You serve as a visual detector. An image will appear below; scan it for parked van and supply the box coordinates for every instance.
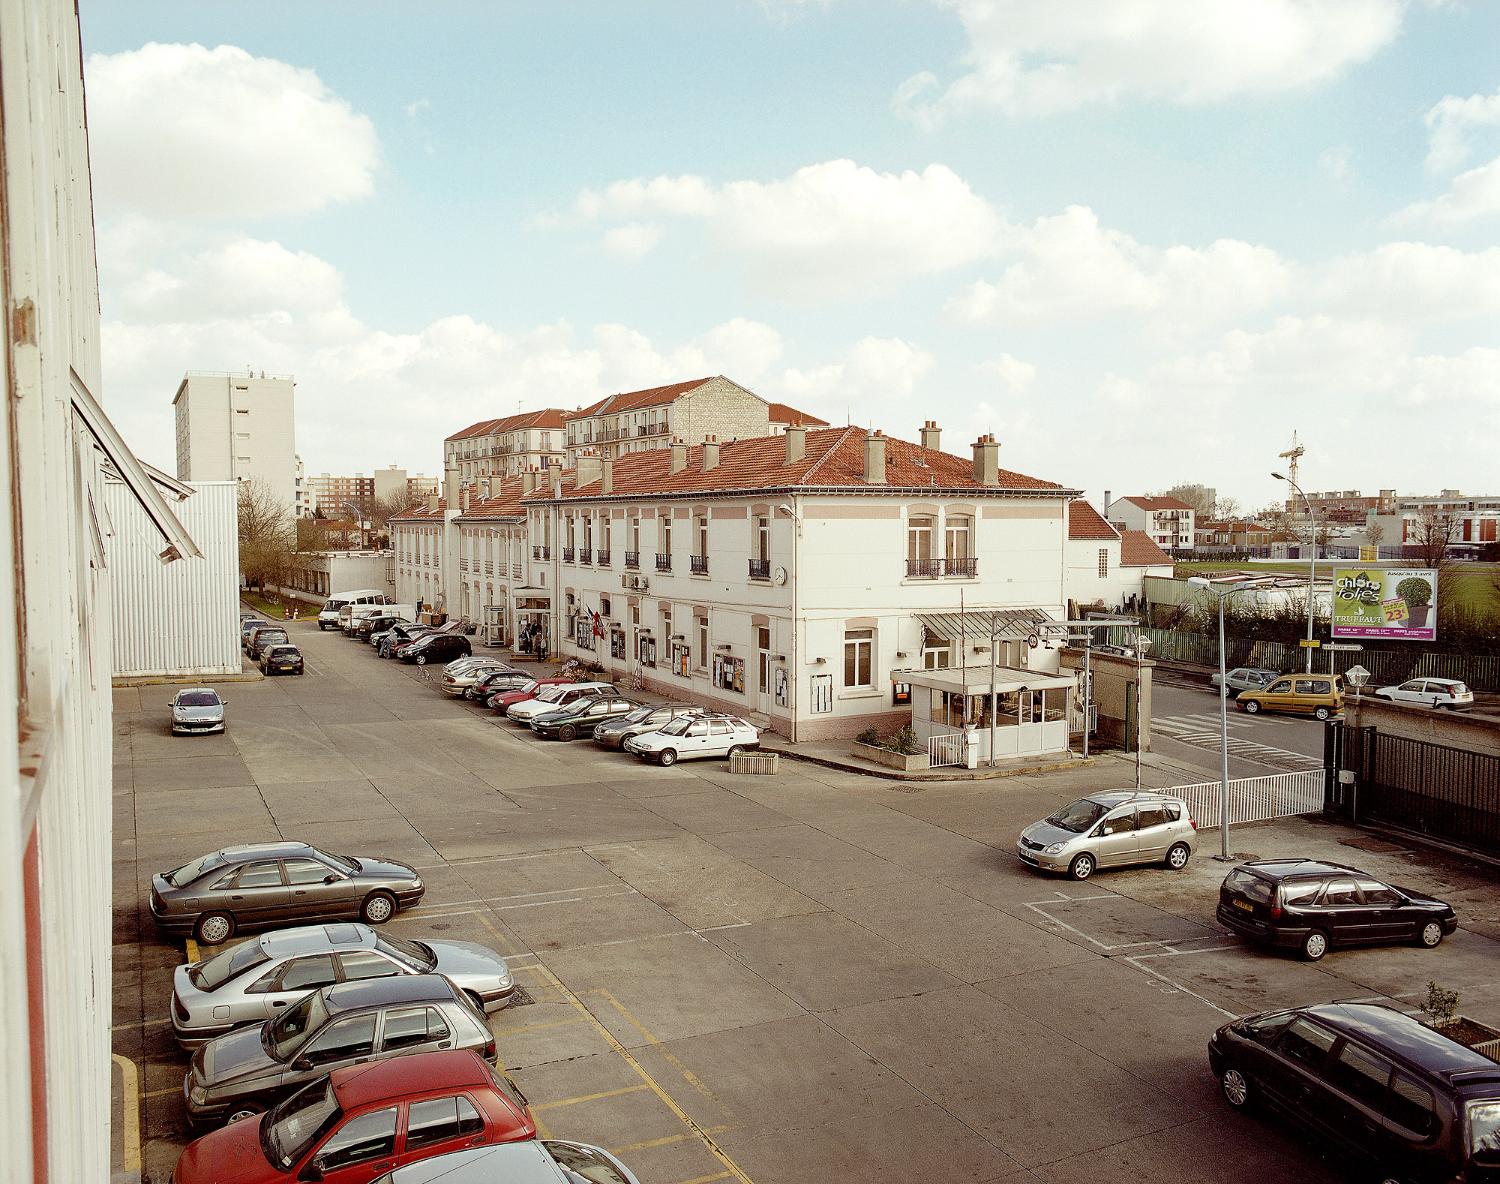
[342,603,415,636]
[1209,1001,1500,1183]
[318,589,391,631]
[1236,673,1345,721]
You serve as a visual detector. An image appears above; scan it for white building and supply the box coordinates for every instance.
[295,454,314,518]
[106,479,241,677]
[174,369,298,517]
[1065,500,1174,615]
[445,409,567,484]
[282,549,396,605]
[1106,495,1195,551]
[2,3,200,1177]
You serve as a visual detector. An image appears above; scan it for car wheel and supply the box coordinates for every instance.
[727,745,744,759]
[415,655,427,666]
[1243,700,1261,714]
[195,912,235,945]
[225,1102,264,1124]
[1300,929,1330,961]
[1165,842,1191,871]
[559,724,577,741]
[1314,706,1331,721]
[1067,853,1095,881]
[361,890,397,925]
[1219,1065,1252,1110]
[1417,920,1445,949]
[658,748,678,767]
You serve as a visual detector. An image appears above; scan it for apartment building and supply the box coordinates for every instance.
[1106,495,1195,550]
[307,466,437,519]
[444,409,566,484]
[1286,489,1396,524]
[561,376,824,467]
[1366,490,1500,554]
[1064,501,1173,614]
[173,370,298,517]
[295,455,314,518]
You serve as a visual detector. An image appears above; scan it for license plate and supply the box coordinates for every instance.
[1232,899,1254,913]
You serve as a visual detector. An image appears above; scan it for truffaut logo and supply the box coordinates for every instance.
[1335,573,1382,604]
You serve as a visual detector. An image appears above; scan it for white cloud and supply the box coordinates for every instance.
[1423,86,1500,173]
[772,336,935,422]
[895,0,1405,122]
[1316,241,1500,320]
[86,43,379,220]
[601,222,664,260]
[405,97,431,118]
[1395,155,1500,225]
[576,160,1003,295]
[978,352,1036,392]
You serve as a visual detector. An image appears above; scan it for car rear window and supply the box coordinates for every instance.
[190,939,271,991]
[1225,870,1274,903]
[164,851,226,886]
[1279,880,1322,907]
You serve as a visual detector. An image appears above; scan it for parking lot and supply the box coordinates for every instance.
[112,622,1500,1183]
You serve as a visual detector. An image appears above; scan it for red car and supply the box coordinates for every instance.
[173,1050,535,1184]
[487,676,571,714]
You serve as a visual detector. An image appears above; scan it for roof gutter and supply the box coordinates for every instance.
[534,484,1084,506]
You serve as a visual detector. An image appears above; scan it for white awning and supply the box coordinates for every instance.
[915,607,1057,646]
[899,665,1074,694]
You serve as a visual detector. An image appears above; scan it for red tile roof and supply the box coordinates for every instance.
[1068,500,1119,541]
[557,426,1072,499]
[564,378,715,422]
[1120,531,1175,567]
[446,408,566,442]
[768,402,829,427]
[1119,495,1194,512]
[456,474,533,520]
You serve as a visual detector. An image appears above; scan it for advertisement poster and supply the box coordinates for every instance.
[1332,568,1438,641]
[610,629,625,660]
[774,667,789,707]
[810,673,833,713]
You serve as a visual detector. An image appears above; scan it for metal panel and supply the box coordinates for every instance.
[102,480,241,677]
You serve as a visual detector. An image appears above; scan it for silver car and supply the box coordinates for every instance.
[1017,791,1196,881]
[171,922,516,1048]
[1210,667,1280,694]
[170,688,226,735]
[373,1141,642,1184]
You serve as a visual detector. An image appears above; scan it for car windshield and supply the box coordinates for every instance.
[556,698,596,716]
[176,692,220,708]
[315,849,358,874]
[617,707,655,724]
[269,647,297,657]
[1469,1100,1500,1159]
[516,679,540,694]
[1451,683,1470,695]
[375,933,435,971]
[163,852,227,887]
[263,1077,342,1169]
[267,990,330,1060]
[535,686,566,702]
[189,939,271,991]
[1045,799,1109,833]
[657,716,694,737]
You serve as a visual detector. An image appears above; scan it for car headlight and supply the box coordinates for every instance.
[1044,843,1067,855]
[411,877,423,889]
[189,1084,208,1105]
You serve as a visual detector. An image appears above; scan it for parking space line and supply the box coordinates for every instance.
[1022,901,1170,952]
[611,1127,729,1155]
[532,1084,652,1112]
[492,1015,590,1036]
[531,965,755,1184]
[185,937,200,963]
[671,1173,735,1184]
[1120,952,1238,1019]
[590,988,718,1104]
[111,1053,141,1177]
[144,1083,184,1099]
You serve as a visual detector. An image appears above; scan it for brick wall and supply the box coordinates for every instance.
[671,377,771,444]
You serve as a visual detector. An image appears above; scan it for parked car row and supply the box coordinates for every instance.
[1210,666,1474,719]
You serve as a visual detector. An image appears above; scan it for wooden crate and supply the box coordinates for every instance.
[729,751,780,775]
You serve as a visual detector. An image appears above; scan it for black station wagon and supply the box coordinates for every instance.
[1210,1002,1500,1184]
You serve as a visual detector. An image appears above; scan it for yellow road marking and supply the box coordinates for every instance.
[531,965,754,1184]
[469,906,522,959]
[144,1083,184,1098]
[591,987,718,1103]
[185,937,200,963]
[612,1127,730,1155]
[492,1015,590,1036]
[672,1173,735,1184]
[532,1083,651,1111]
[111,1054,141,1175]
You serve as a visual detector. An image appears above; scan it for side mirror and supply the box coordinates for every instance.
[323,873,344,884]
[292,1056,314,1073]
[299,1163,325,1183]
[1090,825,1106,838]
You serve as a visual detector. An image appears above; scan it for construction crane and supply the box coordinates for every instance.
[1278,433,1304,504]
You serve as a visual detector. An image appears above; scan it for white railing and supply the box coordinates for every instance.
[1173,770,1324,830]
[928,734,965,768]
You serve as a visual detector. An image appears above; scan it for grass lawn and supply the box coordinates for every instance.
[1173,561,1500,613]
[239,590,294,618]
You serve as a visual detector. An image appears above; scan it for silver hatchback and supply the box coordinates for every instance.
[171,922,516,1048]
[1017,791,1197,881]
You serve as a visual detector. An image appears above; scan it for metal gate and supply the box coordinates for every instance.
[1171,770,1325,830]
[928,734,965,768]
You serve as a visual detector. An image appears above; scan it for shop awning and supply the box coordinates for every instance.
[901,665,1074,694]
[915,607,1057,646]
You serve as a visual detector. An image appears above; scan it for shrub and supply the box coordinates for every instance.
[1420,980,1459,1027]
[888,724,923,756]
[855,726,881,746]
[1396,576,1433,608]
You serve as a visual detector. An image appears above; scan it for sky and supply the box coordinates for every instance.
[79,0,1500,511]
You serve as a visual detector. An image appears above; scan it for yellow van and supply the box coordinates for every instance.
[1236,673,1345,721]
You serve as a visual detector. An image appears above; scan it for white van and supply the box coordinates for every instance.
[318,589,391,630]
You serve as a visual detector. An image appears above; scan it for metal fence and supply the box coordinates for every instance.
[928,734,965,768]
[1107,625,1500,692]
[1172,769,1326,831]
[1330,725,1500,856]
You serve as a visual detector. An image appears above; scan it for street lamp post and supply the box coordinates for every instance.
[1133,632,1151,790]
[1273,471,1319,673]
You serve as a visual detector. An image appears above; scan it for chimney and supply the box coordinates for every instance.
[522,467,536,495]
[480,477,492,499]
[460,485,471,512]
[864,430,887,484]
[601,455,614,496]
[1103,490,1112,515]
[701,435,720,471]
[443,467,458,513]
[550,462,563,499]
[919,420,941,451]
[784,423,806,465]
[575,449,602,489]
[426,493,439,513]
[670,437,688,474]
[972,434,1001,487]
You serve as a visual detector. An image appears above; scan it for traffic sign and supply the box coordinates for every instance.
[1298,639,1321,648]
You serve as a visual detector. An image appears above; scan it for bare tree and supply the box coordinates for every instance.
[1159,483,1217,519]
[368,490,417,532]
[1364,520,1385,551]
[1214,495,1242,521]
[238,479,295,591]
[1406,510,1457,569]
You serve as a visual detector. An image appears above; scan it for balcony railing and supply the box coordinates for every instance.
[946,556,978,578]
[512,563,523,578]
[579,548,592,565]
[625,550,639,569]
[748,558,770,581]
[906,557,942,579]
[690,555,709,575]
[905,557,979,579]
[596,549,611,566]
[532,545,550,560]
[562,547,575,563]
[656,552,672,572]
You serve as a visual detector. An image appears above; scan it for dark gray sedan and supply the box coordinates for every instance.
[591,703,702,749]
[184,974,493,1126]
[150,842,425,945]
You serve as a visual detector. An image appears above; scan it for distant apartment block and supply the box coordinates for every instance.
[1284,488,1397,524]
[1106,495,1195,550]
[444,409,567,484]
[308,466,438,518]
[173,370,297,516]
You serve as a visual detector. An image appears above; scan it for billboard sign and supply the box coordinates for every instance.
[1331,568,1437,641]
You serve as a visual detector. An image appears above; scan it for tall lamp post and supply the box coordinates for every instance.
[1133,632,1151,790]
[1188,574,1276,860]
[1273,471,1319,673]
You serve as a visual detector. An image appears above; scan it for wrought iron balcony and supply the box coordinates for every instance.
[655,552,672,572]
[748,558,770,581]
[562,547,575,563]
[906,557,942,579]
[595,549,611,566]
[690,555,709,575]
[946,556,978,578]
[624,550,639,569]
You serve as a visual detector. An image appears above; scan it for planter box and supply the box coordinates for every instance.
[1429,1016,1500,1062]
[850,742,930,772]
[729,751,780,776]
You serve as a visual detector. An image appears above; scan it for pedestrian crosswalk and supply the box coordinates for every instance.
[1152,712,1323,772]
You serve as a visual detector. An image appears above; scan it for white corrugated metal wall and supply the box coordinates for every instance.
[104,480,241,677]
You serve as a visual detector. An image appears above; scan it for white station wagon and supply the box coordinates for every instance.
[625,713,760,766]
[1374,677,1474,710]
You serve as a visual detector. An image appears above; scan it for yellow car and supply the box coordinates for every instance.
[1236,673,1345,721]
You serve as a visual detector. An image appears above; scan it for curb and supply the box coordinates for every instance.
[768,744,1097,783]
